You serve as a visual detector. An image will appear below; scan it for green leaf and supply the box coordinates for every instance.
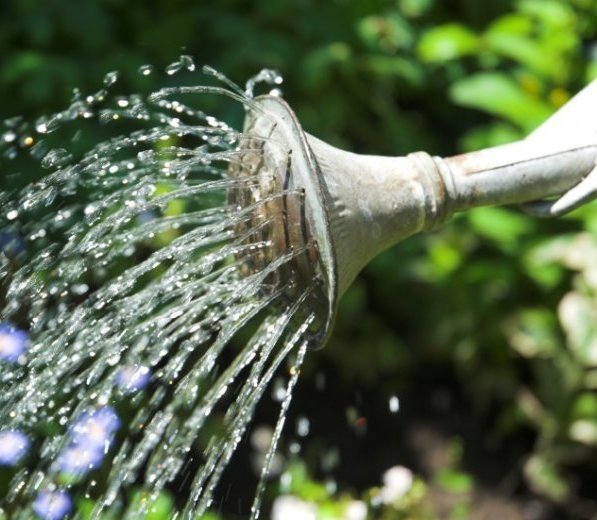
[569,419,597,445]
[127,491,174,520]
[524,454,569,501]
[418,24,479,62]
[558,292,597,366]
[485,31,559,79]
[485,14,534,37]
[145,493,173,520]
[572,393,597,419]
[436,469,473,494]
[449,72,553,131]
[399,0,433,18]
[198,513,221,520]
[519,0,576,28]
[467,207,536,251]
[363,55,424,86]
[459,122,523,152]
[506,308,559,358]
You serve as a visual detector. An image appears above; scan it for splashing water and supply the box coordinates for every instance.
[0,59,330,519]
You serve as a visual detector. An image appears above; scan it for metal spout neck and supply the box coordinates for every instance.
[239,80,597,309]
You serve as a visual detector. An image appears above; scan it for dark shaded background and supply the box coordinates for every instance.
[2,0,597,518]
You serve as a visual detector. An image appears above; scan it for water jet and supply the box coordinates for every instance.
[0,65,595,519]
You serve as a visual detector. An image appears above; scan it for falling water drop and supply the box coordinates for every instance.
[2,131,16,143]
[104,71,119,87]
[41,148,73,169]
[164,55,195,75]
[165,63,181,76]
[180,54,196,71]
[35,117,49,134]
[138,64,153,76]
[245,69,283,98]
[389,395,400,413]
[3,116,23,129]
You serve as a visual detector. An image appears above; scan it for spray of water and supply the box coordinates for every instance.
[0,57,329,519]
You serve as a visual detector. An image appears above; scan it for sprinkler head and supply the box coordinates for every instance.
[228,96,338,342]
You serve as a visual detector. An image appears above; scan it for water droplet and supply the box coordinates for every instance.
[389,395,400,413]
[245,69,284,98]
[36,117,62,137]
[138,64,153,76]
[2,131,16,143]
[180,54,195,71]
[41,149,72,169]
[296,416,310,437]
[271,378,286,402]
[202,65,220,78]
[4,116,23,129]
[104,70,119,87]
[165,62,181,76]
[3,147,17,159]
[35,120,48,134]
[137,150,154,163]
[72,284,89,295]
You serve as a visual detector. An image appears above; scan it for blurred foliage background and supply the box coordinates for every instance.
[2,0,597,518]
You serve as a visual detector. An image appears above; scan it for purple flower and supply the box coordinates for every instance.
[0,430,30,466]
[56,444,105,478]
[115,364,151,393]
[69,406,120,450]
[32,490,73,520]
[0,323,28,363]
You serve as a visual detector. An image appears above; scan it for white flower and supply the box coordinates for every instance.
[344,500,367,520]
[380,465,414,504]
[271,495,317,520]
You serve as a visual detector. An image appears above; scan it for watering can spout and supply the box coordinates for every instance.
[242,80,597,301]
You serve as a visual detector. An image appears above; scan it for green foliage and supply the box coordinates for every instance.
[1,0,597,517]
[418,24,479,62]
[450,72,553,131]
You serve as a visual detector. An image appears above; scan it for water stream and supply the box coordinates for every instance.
[0,58,329,519]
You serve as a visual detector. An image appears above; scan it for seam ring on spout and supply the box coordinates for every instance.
[407,151,453,230]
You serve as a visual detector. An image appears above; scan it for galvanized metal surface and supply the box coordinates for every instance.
[441,80,597,217]
[244,80,597,299]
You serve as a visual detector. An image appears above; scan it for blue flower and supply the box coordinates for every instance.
[32,490,73,520]
[69,406,120,450]
[136,209,158,224]
[0,430,30,466]
[0,230,25,257]
[56,444,105,478]
[0,323,28,363]
[115,364,151,393]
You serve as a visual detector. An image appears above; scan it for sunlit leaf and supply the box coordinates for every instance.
[435,469,473,494]
[449,72,553,131]
[467,206,536,251]
[558,292,597,366]
[418,24,479,62]
[524,454,569,501]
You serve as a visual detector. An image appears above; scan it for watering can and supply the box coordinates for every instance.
[239,80,597,331]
